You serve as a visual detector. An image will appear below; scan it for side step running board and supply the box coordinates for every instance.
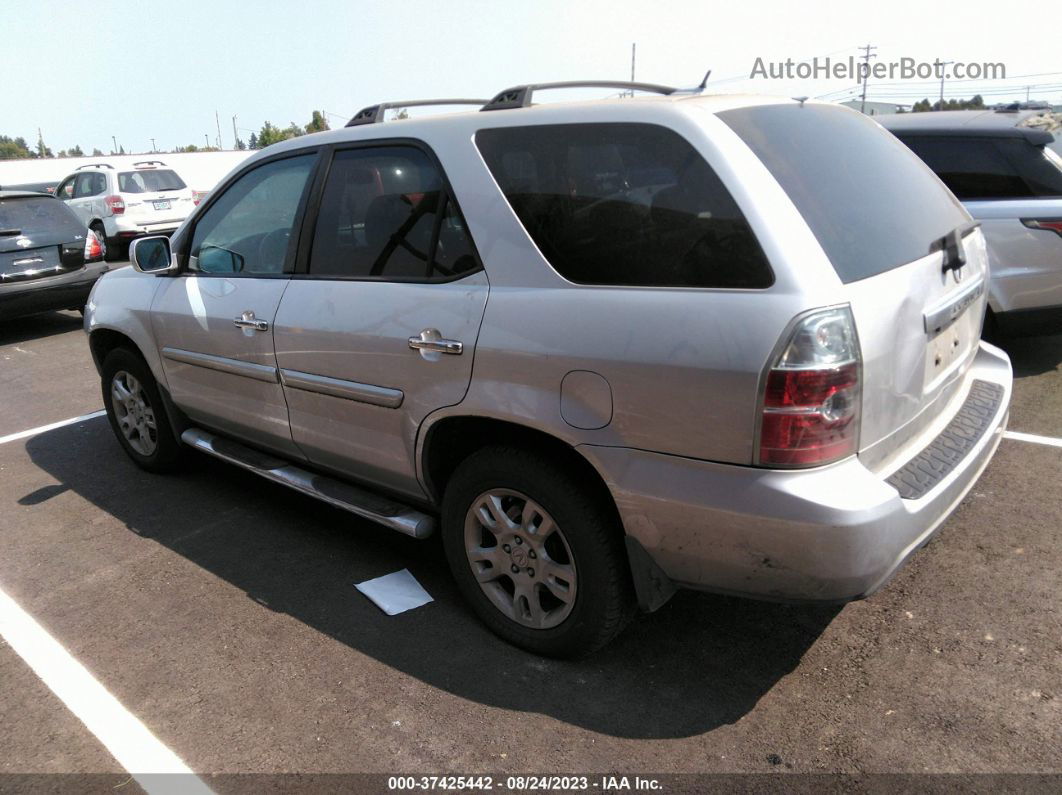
[180,428,435,539]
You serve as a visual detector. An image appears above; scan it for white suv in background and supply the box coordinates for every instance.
[55,161,197,261]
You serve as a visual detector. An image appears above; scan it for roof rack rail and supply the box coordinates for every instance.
[76,163,114,170]
[481,80,679,111]
[133,160,167,168]
[345,98,490,127]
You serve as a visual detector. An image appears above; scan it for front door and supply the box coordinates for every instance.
[272,144,488,497]
[152,151,319,457]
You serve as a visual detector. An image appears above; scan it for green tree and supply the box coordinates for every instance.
[235,138,246,150]
[305,110,330,133]
[69,144,84,156]
[256,121,303,148]
[0,135,34,159]
[92,148,104,156]
[248,132,259,149]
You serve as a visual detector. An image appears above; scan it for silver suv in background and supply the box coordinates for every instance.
[55,160,196,261]
[878,110,1062,338]
[85,85,1011,657]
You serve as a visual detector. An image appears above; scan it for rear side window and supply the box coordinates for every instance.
[475,123,773,288]
[0,196,82,236]
[720,104,969,283]
[896,136,1062,200]
[118,169,187,193]
[308,146,479,280]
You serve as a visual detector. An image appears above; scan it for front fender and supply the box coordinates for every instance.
[84,267,167,385]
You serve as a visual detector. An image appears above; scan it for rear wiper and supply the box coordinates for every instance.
[939,220,982,275]
[0,229,22,236]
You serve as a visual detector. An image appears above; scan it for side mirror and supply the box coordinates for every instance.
[129,236,177,275]
[196,245,245,274]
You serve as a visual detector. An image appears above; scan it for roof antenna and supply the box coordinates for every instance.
[793,95,809,106]
[697,70,711,91]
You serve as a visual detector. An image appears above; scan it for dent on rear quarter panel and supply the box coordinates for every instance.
[86,267,166,383]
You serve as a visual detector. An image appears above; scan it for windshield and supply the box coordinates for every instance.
[0,196,82,235]
[719,103,970,283]
[117,169,187,193]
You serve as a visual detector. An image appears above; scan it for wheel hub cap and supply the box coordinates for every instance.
[110,370,158,457]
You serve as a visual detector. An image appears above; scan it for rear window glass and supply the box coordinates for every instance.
[897,136,1062,200]
[720,104,969,283]
[118,169,187,193]
[475,123,773,288]
[0,196,81,235]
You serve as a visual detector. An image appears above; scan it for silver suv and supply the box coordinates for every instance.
[84,84,1013,657]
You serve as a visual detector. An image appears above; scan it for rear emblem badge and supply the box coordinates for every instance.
[16,237,31,248]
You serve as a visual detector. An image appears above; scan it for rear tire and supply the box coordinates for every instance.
[101,347,183,473]
[441,446,633,658]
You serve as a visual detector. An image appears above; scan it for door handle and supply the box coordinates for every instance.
[234,310,269,332]
[408,328,463,355]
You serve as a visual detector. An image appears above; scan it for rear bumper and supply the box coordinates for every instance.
[0,263,109,320]
[107,215,183,239]
[581,341,1012,603]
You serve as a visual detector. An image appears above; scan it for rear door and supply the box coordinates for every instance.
[152,152,319,457]
[720,103,985,469]
[70,172,107,225]
[272,143,488,498]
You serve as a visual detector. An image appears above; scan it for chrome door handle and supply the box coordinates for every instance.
[234,311,269,332]
[408,328,463,355]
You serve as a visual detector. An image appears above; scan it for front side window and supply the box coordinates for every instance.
[56,177,75,200]
[475,123,773,288]
[898,135,1062,200]
[189,154,316,275]
[307,146,478,280]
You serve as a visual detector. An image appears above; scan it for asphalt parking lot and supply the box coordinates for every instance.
[1,300,1060,788]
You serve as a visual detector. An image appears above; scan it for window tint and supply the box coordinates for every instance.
[475,123,772,288]
[189,154,316,275]
[720,104,969,283]
[0,196,81,236]
[897,136,1062,200]
[73,173,105,198]
[308,147,478,280]
[118,169,187,193]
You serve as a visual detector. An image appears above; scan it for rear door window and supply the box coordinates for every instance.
[475,123,773,288]
[307,146,479,280]
[720,103,969,284]
[73,173,105,198]
[897,135,1062,200]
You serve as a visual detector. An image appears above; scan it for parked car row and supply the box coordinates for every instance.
[86,86,1015,656]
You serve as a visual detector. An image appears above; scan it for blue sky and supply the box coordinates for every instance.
[4,0,1059,154]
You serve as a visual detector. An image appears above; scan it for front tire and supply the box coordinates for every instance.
[441,446,633,658]
[101,348,183,472]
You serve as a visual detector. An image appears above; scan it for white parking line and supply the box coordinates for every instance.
[0,584,213,794]
[1003,430,1062,449]
[0,410,106,446]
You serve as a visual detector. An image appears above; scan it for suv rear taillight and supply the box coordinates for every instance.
[1022,218,1062,237]
[84,229,103,262]
[758,306,862,468]
[104,195,125,215]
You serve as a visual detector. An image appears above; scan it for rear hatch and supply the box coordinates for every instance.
[1,195,87,283]
[117,167,194,225]
[720,102,987,471]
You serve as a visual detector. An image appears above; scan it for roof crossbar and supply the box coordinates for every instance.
[481,80,680,111]
[76,163,114,170]
[345,99,490,127]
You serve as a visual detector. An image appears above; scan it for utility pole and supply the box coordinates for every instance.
[150,138,156,153]
[215,110,223,149]
[631,42,636,93]
[111,135,118,155]
[232,115,239,149]
[858,44,877,114]
[204,134,210,149]
[935,59,954,110]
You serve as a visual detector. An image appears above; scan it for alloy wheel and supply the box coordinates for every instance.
[110,370,158,456]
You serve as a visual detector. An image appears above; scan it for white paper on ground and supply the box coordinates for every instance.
[355,569,434,616]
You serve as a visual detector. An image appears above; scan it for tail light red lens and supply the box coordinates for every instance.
[1022,218,1062,237]
[104,195,125,214]
[758,306,861,468]
[84,229,103,262]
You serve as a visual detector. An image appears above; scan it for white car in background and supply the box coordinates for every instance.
[54,161,197,261]
[879,110,1062,338]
